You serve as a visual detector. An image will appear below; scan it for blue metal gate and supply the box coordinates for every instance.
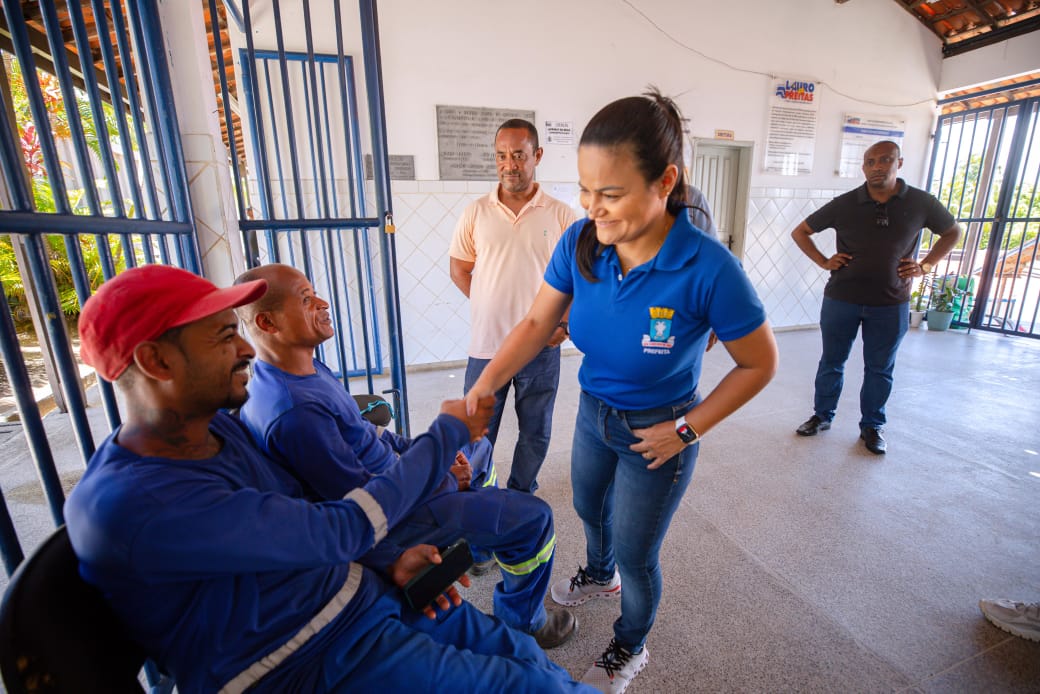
[0,0,198,574]
[925,94,1040,337]
[208,0,410,433]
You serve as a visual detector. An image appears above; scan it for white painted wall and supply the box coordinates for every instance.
[220,0,961,364]
[373,0,942,188]
[939,32,1040,92]
[158,0,247,286]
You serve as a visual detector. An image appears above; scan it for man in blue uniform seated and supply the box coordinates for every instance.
[64,265,593,693]
[235,263,576,649]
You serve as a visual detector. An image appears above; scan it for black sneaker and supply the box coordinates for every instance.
[530,609,577,649]
[796,415,831,436]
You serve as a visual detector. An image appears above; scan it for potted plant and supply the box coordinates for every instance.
[926,278,965,331]
[909,277,930,328]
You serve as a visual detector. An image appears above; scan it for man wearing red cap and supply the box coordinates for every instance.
[65,265,594,693]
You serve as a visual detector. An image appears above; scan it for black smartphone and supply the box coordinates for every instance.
[402,539,474,611]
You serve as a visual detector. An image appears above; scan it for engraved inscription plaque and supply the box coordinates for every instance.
[364,154,416,180]
[436,105,536,180]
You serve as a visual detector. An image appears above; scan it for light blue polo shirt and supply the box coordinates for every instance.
[545,213,766,411]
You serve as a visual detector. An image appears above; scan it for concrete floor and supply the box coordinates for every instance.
[411,326,1040,692]
[1,326,1038,692]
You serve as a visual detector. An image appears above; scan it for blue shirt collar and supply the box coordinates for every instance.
[603,211,704,274]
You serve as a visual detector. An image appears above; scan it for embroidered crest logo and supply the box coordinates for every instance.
[642,307,676,354]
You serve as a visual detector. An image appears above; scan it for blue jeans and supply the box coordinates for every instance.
[571,390,699,651]
[464,347,560,493]
[814,297,909,429]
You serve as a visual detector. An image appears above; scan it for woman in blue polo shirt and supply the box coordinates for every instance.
[465,89,778,692]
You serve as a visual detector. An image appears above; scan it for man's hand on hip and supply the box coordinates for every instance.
[821,253,853,271]
[898,256,928,279]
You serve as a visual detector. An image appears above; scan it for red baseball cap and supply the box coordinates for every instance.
[79,265,267,382]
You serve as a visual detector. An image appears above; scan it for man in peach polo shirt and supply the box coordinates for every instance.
[450,119,577,495]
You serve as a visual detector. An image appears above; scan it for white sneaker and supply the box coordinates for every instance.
[979,598,1040,642]
[550,566,621,606]
[580,639,648,693]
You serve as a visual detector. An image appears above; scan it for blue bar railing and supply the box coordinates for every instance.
[927,97,1040,339]
[0,0,200,575]
[227,0,397,420]
[360,0,410,435]
[111,0,164,264]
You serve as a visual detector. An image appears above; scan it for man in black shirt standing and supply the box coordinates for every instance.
[790,140,961,454]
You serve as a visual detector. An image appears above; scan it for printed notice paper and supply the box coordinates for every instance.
[838,114,906,177]
[764,78,819,176]
[544,121,575,145]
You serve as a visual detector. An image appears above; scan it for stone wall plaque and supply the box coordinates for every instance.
[436,105,536,180]
[364,154,416,180]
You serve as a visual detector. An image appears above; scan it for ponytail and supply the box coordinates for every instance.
[576,86,687,280]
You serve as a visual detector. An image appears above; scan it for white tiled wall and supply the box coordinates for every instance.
[186,133,248,287]
[744,187,839,329]
[356,182,841,368]
[387,180,498,366]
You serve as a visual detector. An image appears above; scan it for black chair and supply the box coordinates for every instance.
[230,395,392,427]
[354,394,394,427]
[0,525,171,693]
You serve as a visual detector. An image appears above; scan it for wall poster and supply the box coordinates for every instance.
[763,77,819,176]
[544,120,574,145]
[837,114,906,177]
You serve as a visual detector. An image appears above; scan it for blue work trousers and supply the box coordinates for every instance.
[571,390,698,651]
[813,297,909,429]
[459,437,495,489]
[321,593,594,692]
[382,484,555,633]
[464,346,560,493]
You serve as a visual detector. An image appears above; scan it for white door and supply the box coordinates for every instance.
[692,144,744,256]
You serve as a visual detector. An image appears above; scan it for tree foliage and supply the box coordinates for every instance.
[934,153,1040,252]
[2,54,127,326]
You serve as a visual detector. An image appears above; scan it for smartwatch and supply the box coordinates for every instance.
[919,261,934,274]
[675,416,699,445]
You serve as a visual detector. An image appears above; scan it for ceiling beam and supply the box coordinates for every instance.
[961,0,999,27]
[894,0,941,39]
[943,14,1040,55]
[0,15,126,108]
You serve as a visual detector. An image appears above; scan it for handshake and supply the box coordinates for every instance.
[440,395,496,442]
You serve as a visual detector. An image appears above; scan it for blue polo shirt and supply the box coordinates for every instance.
[545,213,766,410]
